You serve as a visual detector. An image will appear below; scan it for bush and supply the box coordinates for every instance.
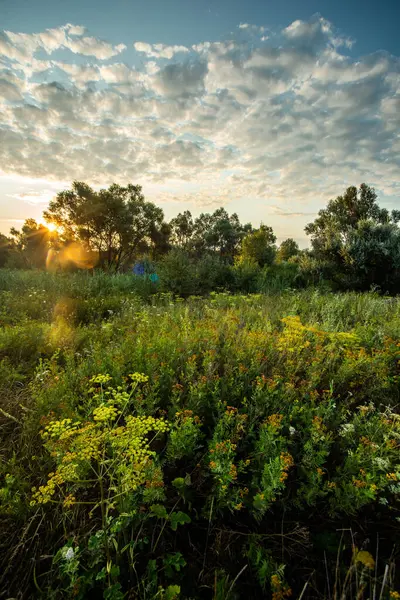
[230,258,261,293]
[257,262,301,292]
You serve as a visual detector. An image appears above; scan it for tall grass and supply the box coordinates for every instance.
[0,273,399,599]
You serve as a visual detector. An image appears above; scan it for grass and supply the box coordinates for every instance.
[0,271,399,599]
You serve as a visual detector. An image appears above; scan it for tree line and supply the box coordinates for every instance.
[1,181,400,293]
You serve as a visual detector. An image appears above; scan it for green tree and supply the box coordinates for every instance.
[239,225,277,267]
[276,238,299,262]
[305,184,398,257]
[0,233,12,267]
[169,211,194,249]
[44,182,166,271]
[9,219,53,269]
[305,183,400,290]
[343,222,400,292]
[191,208,252,260]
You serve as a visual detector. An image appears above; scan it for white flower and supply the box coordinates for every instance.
[339,423,355,437]
[289,426,296,436]
[65,547,74,561]
[372,457,390,471]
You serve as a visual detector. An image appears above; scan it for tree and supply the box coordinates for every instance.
[305,183,400,291]
[305,184,398,256]
[191,208,252,260]
[238,225,277,267]
[276,238,299,262]
[9,219,53,269]
[343,222,400,292]
[44,182,166,271]
[169,211,194,249]
[0,233,12,267]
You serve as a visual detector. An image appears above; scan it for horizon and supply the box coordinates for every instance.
[1,0,399,248]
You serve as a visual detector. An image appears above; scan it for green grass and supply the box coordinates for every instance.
[0,272,399,599]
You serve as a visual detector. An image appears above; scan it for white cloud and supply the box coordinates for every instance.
[134,41,189,59]
[0,24,126,62]
[0,15,398,224]
[7,189,57,204]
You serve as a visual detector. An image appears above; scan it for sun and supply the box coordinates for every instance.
[45,222,61,233]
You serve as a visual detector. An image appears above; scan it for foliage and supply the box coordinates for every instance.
[1,280,400,598]
[305,183,400,291]
[9,219,56,269]
[44,181,167,270]
[238,225,276,267]
[189,208,253,260]
[276,238,299,263]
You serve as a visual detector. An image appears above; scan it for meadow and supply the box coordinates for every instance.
[0,270,399,599]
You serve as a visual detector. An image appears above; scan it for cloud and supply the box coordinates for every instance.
[152,59,208,98]
[269,206,316,218]
[134,41,189,59]
[7,189,57,204]
[0,15,399,219]
[1,24,126,62]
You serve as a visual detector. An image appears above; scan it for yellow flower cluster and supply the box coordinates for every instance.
[279,452,294,483]
[89,374,112,385]
[42,418,81,440]
[93,404,120,422]
[270,574,292,600]
[129,372,149,384]
[31,471,65,505]
[31,396,170,506]
[267,414,284,429]
[112,416,169,466]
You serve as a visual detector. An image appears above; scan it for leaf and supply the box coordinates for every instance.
[356,550,375,570]
[172,477,185,489]
[150,504,168,519]
[96,567,107,581]
[164,585,181,600]
[103,583,124,600]
[169,511,191,531]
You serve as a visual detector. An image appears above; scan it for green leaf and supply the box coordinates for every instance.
[150,504,168,519]
[172,477,185,489]
[169,511,191,531]
[96,567,107,581]
[103,583,124,600]
[164,585,181,600]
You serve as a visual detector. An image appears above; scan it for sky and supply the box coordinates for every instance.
[0,0,399,246]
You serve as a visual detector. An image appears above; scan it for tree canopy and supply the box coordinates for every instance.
[276,238,299,263]
[44,182,166,270]
[305,183,400,291]
[239,225,277,267]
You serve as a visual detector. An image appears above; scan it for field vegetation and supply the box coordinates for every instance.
[0,272,399,599]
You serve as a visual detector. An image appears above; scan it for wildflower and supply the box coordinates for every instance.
[353,478,366,488]
[386,472,398,481]
[267,414,283,429]
[93,405,119,422]
[390,591,400,599]
[289,426,296,436]
[129,372,149,384]
[90,374,112,386]
[64,547,75,561]
[339,423,355,437]
[63,494,76,508]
